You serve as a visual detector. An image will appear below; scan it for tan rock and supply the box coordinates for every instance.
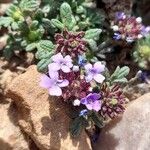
[0,100,30,150]
[94,93,150,150]
[7,65,92,150]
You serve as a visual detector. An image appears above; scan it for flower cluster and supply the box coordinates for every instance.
[100,84,128,119]
[55,30,87,58]
[112,12,150,42]
[40,29,129,136]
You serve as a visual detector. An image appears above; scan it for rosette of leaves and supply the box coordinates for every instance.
[51,2,103,55]
[133,35,150,69]
[0,0,57,71]
[51,2,105,31]
[0,0,40,30]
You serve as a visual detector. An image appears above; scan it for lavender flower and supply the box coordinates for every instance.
[112,12,150,42]
[79,109,88,117]
[48,53,73,73]
[115,12,126,20]
[40,71,69,96]
[84,62,105,83]
[81,93,101,112]
[78,55,86,66]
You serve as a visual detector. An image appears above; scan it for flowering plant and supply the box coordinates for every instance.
[40,27,130,137]
[111,12,150,42]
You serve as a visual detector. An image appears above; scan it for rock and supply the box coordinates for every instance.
[0,35,8,50]
[94,93,150,150]
[7,65,92,150]
[0,99,30,150]
[124,83,150,100]
[0,3,11,16]
[0,69,18,95]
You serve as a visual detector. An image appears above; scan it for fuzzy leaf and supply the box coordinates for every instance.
[6,4,19,16]
[11,22,19,30]
[84,29,102,41]
[110,66,130,84]
[37,40,55,52]
[70,116,88,137]
[60,2,76,30]
[91,112,104,128]
[36,50,54,60]
[26,43,37,51]
[51,19,64,30]
[19,0,39,12]
[0,17,13,28]
[37,58,51,72]
[84,39,98,52]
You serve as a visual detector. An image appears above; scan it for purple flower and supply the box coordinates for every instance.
[141,26,150,36]
[79,109,88,117]
[40,71,69,96]
[48,53,73,73]
[81,93,101,112]
[84,62,105,83]
[115,12,126,20]
[113,33,121,40]
[78,55,86,66]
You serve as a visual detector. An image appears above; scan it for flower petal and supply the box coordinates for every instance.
[85,74,93,82]
[86,104,93,110]
[51,53,63,63]
[81,98,88,105]
[58,79,69,87]
[61,65,71,73]
[94,62,105,73]
[87,93,101,101]
[64,55,72,63]
[93,74,105,83]
[92,101,101,112]
[66,62,73,68]
[49,85,62,96]
[40,75,54,88]
[48,63,60,71]
[84,63,92,72]
[49,70,59,80]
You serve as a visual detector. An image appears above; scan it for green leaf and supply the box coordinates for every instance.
[19,0,39,12]
[113,78,128,83]
[51,19,64,30]
[11,22,19,30]
[38,40,55,52]
[0,17,13,28]
[3,46,14,59]
[37,58,51,72]
[36,50,54,60]
[26,43,37,51]
[84,39,98,52]
[6,4,19,16]
[70,116,88,137]
[110,66,130,84]
[84,29,102,41]
[60,2,76,30]
[90,112,104,128]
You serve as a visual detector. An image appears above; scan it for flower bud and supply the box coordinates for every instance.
[112,25,119,31]
[73,65,79,72]
[73,99,81,106]
[136,17,142,23]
